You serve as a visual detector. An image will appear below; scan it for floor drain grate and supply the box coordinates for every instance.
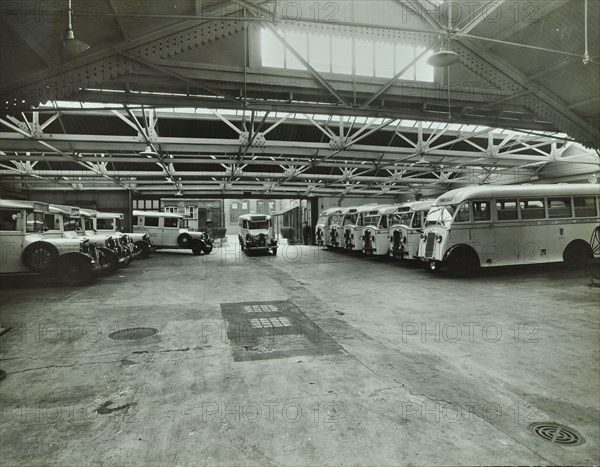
[529,422,585,446]
[109,327,158,341]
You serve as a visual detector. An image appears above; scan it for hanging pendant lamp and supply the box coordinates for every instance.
[60,0,90,63]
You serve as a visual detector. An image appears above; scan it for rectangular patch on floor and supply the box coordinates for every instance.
[220,300,345,362]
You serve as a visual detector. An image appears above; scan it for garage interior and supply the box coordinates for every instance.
[0,0,599,465]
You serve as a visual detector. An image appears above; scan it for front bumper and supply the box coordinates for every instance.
[88,253,112,273]
[389,247,407,258]
[362,232,388,255]
[91,261,111,273]
[245,239,277,251]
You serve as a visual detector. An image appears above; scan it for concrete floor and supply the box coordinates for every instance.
[1,242,598,466]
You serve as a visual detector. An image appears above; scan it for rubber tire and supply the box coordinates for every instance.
[202,243,214,255]
[563,242,592,270]
[58,257,93,286]
[22,242,59,272]
[272,248,277,256]
[135,241,152,259]
[191,240,203,256]
[99,248,119,273]
[447,248,478,278]
[177,233,193,248]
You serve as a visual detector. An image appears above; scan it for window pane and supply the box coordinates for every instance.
[0,209,19,231]
[496,199,518,221]
[415,48,434,82]
[520,198,546,220]
[145,217,159,227]
[473,201,491,221]
[412,213,423,229]
[454,203,470,223]
[547,197,572,218]
[164,218,178,228]
[26,212,45,233]
[396,44,414,80]
[261,28,284,68]
[97,218,114,230]
[375,42,394,78]
[574,197,597,217]
[44,214,59,231]
[355,39,374,77]
[285,30,308,70]
[63,217,81,232]
[309,34,330,73]
[331,36,352,74]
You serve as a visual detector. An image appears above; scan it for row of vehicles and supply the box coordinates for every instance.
[0,200,214,286]
[316,184,600,276]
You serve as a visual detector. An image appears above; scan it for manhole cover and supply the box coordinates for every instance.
[109,327,158,341]
[529,422,585,446]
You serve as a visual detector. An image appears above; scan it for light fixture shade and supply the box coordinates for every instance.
[427,50,459,67]
[139,145,159,158]
[60,29,90,63]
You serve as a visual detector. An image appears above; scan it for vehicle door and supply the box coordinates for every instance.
[517,197,548,264]
[0,208,26,272]
[141,216,161,246]
[493,198,519,265]
[470,200,496,265]
[162,217,180,247]
[42,213,63,238]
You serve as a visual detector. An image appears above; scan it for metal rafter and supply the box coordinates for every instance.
[0,117,135,191]
[456,0,506,36]
[2,101,596,196]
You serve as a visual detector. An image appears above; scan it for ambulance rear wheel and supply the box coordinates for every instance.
[563,241,592,270]
[22,242,59,272]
